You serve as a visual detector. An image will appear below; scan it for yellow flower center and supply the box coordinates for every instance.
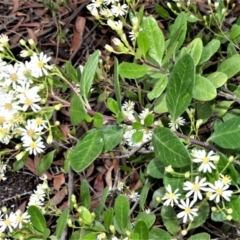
[185,207,191,214]
[166,193,175,199]
[27,129,35,137]
[30,141,37,149]
[9,73,18,81]
[25,98,33,106]
[4,103,12,110]
[193,184,200,191]
[216,188,223,196]
[0,116,6,124]
[202,157,209,163]
[37,61,44,68]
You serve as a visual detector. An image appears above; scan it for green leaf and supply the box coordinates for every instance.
[70,129,104,172]
[81,232,98,240]
[141,16,165,65]
[69,94,86,125]
[168,12,187,51]
[69,231,81,240]
[94,187,109,218]
[208,117,240,149]
[137,31,150,57]
[136,212,156,229]
[65,61,78,83]
[140,182,151,210]
[144,113,154,127]
[211,210,226,222]
[114,57,121,109]
[78,206,94,225]
[107,98,119,115]
[37,150,55,175]
[192,75,216,101]
[101,125,124,153]
[161,206,180,235]
[154,93,168,114]
[217,54,240,79]
[226,196,240,221]
[104,208,114,230]
[119,62,148,79]
[188,202,209,230]
[147,158,165,179]
[93,112,104,128]
[114,195,130,233]
[166,54,195,120]
[131,131,144,144]
[155,5,171,19]
[230,24,240,40]
[186,38,203,66]
[80,50,100,102]
[56,209,69,238]
[80,179,91,209]
[206,72,228,88]
[196,101,215,123]
[187,233,210,240]
[28,206,47,233]
[215,101,234,117]
[149,228,175,240]
[153,127,191,167]
[133,220,149,240]
[147,76,168,101]
[199,39,220,64]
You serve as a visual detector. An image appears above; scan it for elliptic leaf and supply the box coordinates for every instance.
[37,150,55,175]
[56,209,69,238]
[80,50,100,102]
[141,16,165,65]
[153,127,191,167]
[147,76,168,101]
[217,54,240,79]
[70,94,86,125]
[207,72,228,88]
[208,117,240,149]
[186,38,203,66]
[133,220,149,240]
[199,39,220,64]
[187,233,210,240]
[119,62,148,79]
[166,54,195,120]
[149,228,175,240]
[226,196,240,221]
[70,130,104,172]
[28,206,46,233]
[192,75,216,101]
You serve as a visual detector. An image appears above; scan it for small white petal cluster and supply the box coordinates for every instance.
[168,116,186,131]
[87,0,128,18]
[0,36,52,156]
[121,100,161,152]
[28,174,49,209]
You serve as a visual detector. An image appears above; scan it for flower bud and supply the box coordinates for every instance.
[227,208,233,214]
[28,39,36,47]
[110,225,115,234]
[181,230,188,236]
[16,151,26,161]
[165,165,174,173]
[105,44,114,53]
[55,121,60,126]
[156,197,161,203]
[67,218,73,227]
[19,39,26,46]
[227,215,232,221]
[211,206,217,212]
[71,194,76,204]
[228,156,234,162]
[47,135,53,144]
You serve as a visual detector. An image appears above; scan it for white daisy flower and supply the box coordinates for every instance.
[30,52,52,78]
[183,176,209,202]
[0,34,9,46]
[122,100,135,111]
[191,149,218,173]
[111,3,128,17]
[128,191,140,202]
[162,185,181,207]
[168,116,186,130]
[139,108,153,125]
[22,137,45,155]
[177,198,198,223]
[219,174,231,186]
[207,180,233,203]
[13,210,30,229]
[0,212,16,232]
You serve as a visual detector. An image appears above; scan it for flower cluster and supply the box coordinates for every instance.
[121,100,163,151]
[0,174,48,233]
[0,35,53,157]
[161,149,233,224]
[28,174,49,209]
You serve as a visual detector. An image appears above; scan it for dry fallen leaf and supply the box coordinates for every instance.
[59,124,70,140]
[94,173,104,194]
[51,188,67,205]
[53,173,66,191]
[105,165,114,189]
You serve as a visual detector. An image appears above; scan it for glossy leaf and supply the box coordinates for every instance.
[153,127,191,167]
[147,158,165,179]
[119,62,148,79]
[188,202,209,230]
[133,220,149,240]
[81,233,98,239]
[208,117,240,149]
[101,125,124,153]
[161,206,180,235]
[28,206,47,233]
[70,130,104,172]
[192,75,216,101]
[69,94,86,125]
[37,150,55,175]
[94,187,109,218]
[207,72,228,88]
[136,212,156,229]
[187,233,210,240]
[149,228,175,240]
[199,39,220,64]
[226,196,240,221]
[147,76,168,101]
[166,54,195,120]
[78,206,93,225]
[114,195,130,233]
[186,38,203,66]
[140,182,151,210]
[107,98,119,115]
[80,50,100,102]
[104,208,114,230]
[80,179,91,209]
[93,112,104,128]
[137,31,150,57]
[217,54,240,79]
[141,16,165,65]
[56,209,69,238]
[154,93,168,114]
